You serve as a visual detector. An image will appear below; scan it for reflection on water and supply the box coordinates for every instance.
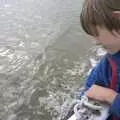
[0,0,93,119]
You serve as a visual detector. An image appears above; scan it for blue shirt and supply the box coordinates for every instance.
[81,51,120,119]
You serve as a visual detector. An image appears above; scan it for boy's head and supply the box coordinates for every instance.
[80,0,120,53]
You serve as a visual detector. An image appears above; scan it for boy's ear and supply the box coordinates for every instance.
[112,11,120,19]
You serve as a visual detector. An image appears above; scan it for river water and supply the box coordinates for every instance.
[0,0,94,120]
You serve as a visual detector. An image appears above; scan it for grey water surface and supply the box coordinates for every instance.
[0,0,93,120]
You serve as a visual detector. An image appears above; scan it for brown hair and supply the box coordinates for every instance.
[80,0,120,36]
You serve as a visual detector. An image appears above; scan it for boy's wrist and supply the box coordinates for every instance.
[105,89,118,104]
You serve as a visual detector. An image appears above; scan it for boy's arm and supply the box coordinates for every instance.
[85,84,120,118]
[79,56,107,97]
[82,56,120,118]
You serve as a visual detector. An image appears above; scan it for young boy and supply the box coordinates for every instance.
[80,0,120,119]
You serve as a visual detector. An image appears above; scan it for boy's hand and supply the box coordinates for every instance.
[85,84,118,104]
